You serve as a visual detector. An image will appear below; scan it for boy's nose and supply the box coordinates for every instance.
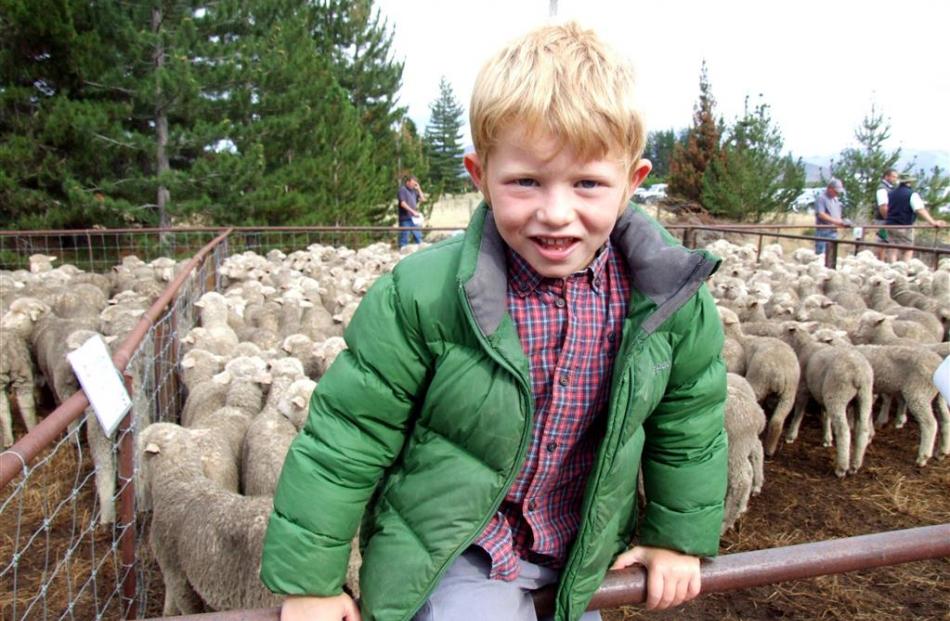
[536,189,574,227]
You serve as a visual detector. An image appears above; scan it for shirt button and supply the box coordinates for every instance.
[527,499,537,511]
[558,376,569,386]
[546,441,558,452]
[554,298,566,308]
[607,332,616,342]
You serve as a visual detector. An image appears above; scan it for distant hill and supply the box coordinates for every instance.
[799,149,950,185]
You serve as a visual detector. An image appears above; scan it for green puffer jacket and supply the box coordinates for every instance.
[261,203,728,621]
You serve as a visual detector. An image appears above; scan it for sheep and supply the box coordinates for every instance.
[137,422,284,615]
[312,336,347,379]
[718,307,800,457]
[242,373,314,497]
[281,333,321,378]
[852,310,931,347]
[781,323,875,478]
[0,298,51,447]
[180,355,269,428]
[851,342,949,465]
[179,348,227,395]
[722,373,766,534]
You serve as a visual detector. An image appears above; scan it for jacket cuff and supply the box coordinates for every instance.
[638,502,723,558]
[260,511,352,596]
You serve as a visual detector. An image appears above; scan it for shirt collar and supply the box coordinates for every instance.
[506,242,612,297]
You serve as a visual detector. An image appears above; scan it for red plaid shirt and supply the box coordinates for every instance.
[473,242,631,580]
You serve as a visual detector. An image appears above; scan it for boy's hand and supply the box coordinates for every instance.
[280,594,361,621]
[610,545,701,610]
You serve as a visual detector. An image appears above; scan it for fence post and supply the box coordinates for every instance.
[824,238,838,269]
[119,373,138,620]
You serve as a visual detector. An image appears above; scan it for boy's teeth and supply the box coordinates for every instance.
[538,237,572,249]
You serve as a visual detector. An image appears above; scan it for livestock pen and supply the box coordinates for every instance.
[1,224,948,621]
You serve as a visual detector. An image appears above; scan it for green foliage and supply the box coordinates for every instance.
[0,0,408,229]
[702,96,804,222]
[669,61,721,203]
[916,166,950,215]
[423,76,466,196]
[643,128,685,180]
[829,105,907,221]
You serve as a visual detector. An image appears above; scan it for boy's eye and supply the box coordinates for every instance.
[514,178,539,187]
[577,179,601,189]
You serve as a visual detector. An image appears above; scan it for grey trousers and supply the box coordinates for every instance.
[412,548,602,621]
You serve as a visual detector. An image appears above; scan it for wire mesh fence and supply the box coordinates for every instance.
[0,230,229,620]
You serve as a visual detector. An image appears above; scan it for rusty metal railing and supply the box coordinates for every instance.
[142,523,950,620]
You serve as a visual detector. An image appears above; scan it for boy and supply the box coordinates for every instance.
[261,21,727,621]
[398,175,426,247]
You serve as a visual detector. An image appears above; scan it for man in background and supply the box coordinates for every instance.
[397,175,426,247]
[814,178,848,256]
[873,168,899,258]
[882,174,945,262]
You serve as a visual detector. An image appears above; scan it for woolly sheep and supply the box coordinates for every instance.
[312,336,347,379]
[850,341,948,465]
[180,355,269,428]
[0,298,51,447]
[138,422,284,615]
[781,323,874,478]
[719,307,800,456]
[242,374,314,497]
[722,373,766,534]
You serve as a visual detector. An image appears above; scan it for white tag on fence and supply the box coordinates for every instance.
[934,356,950,403]
[67,334,132,438]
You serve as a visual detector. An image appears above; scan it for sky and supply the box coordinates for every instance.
[373,0,950,162]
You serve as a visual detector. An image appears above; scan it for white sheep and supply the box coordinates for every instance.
[0,298,51,447]
[718,307,800,457]
[138,422,284,615]
[781,323,875,478]
[722,373,766,534]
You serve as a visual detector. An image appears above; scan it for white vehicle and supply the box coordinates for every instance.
[637,183,668,203]
[790,188,822,212]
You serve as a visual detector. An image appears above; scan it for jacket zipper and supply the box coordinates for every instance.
[399,284,535,621]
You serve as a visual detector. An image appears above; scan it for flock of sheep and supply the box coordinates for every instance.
[1,234,947,615]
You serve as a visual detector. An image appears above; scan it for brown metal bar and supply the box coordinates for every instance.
[119,373,138,620]
[144,524,949,621]
[0,228,233,491]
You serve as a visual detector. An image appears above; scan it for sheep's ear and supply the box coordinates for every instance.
[874,315,887,326]
[145,442,161,454]
[885,314,898,321]
[181,357,196,369]
[104,335,117,345]
[300,299,313,308]
[820,299,834,308]
[292,395,307,408]
[835,329,848,338]
[212,370,231,385]
[195,299,205,308]
[131,309,145,318]
[257,371,272,385]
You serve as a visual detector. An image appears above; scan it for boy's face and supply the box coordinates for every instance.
[464,126,651,278]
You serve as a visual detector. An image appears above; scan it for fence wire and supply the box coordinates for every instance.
[0,230,226,620]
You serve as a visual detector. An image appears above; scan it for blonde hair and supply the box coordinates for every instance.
[470,21,645,172]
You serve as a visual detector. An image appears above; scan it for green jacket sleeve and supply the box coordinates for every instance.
[638,285,728,557]
[260,270,431,595]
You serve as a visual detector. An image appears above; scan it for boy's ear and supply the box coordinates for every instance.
[627,158,653,198]
[464,152,484,191]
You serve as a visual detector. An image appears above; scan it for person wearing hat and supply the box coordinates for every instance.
[882,174,945,262]
[813,178,848,255]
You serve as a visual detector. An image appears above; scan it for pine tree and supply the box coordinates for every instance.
[310,0,405,212]
[643,128,685,181]
[702,96,805,222]
[669,61,720,203]
[917,166,950,215]
[830,105,907,221]
[423,76,466,196]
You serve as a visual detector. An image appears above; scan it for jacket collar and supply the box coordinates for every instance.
[460,202,720,337]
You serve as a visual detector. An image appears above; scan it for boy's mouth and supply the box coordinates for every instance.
[532,236,577,251]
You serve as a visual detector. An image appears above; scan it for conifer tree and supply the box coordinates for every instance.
[669,61,720,203]
[310,0,405,209]
[423,76,466,196]
[829,105,908,221]
[643,128,685,181]
[702,96,804,222]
